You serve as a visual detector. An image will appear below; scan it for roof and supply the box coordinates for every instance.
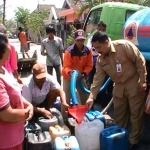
[58,8,77,17]
[38,0,65,8]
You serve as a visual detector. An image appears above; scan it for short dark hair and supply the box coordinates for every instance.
[98,21,107,29]
[46,26,55,34]
[0,33,8,59]
[92,31,109,43]
[18,27,23,31]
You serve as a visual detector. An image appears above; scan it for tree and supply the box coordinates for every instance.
[26,10,49,42]
[66,25,76,47]
[0,9,3,23]
[15,7,30,28]
[75,0,150,17]
[73,0,104,17]
[5,19,17,32]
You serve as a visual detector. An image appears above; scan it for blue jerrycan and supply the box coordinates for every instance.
[54,136,80,150]
[100,126,129,150]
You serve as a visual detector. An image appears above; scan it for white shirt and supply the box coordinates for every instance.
[86,36,99,56]
[40,36,64,66]
[22,74,60,106]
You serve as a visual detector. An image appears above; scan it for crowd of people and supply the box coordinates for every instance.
[0,22,149,150]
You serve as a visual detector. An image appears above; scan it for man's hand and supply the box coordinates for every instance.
[42,108,53,119]
[145,91,150,114]
[62,102,70,109]
[25,104,34,121]
[139,82,147,93]
[17,77,23,84]
[41,51,47,56]
[78,72,86,80]
[86,98,94,110]
[145,99,150,114]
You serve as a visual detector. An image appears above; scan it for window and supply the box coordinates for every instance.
[84,9,102,37]
[125,10,136,21]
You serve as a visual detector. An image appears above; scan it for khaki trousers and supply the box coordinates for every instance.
[62,77,89,119]
[113,90,145,144]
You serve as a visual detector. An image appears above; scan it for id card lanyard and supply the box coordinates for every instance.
[116,55,122,73]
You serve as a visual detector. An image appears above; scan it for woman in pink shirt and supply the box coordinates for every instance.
[0,24,22,84]
[0,34,33,150]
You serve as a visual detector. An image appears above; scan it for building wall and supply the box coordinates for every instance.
[65,13,77,22]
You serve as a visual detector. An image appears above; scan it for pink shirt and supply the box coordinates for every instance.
[0,67,24,149]
[3,45,18,73]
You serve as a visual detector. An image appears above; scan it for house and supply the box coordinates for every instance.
[29,0,65,42]
[58,0,88,23]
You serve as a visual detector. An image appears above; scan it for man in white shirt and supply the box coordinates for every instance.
[22,63,69,119]
[41,26,64,85]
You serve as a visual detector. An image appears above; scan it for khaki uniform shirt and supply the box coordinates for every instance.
[90,40,147,99]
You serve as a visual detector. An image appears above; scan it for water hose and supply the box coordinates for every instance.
[70,70,79,105]
[77,77,112,94]
[70,70,114,114]
[101,98,113,114]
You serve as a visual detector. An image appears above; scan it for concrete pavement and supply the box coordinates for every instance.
[9,38,59,82]
[9,38,46,65]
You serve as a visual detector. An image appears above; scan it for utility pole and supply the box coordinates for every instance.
[38,0,39,11]
[3,0,6,25]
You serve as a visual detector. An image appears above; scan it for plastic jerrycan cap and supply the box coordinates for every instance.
[68,105,88,123]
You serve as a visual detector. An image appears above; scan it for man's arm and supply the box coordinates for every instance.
[63,51,73,77]
[59,50,63,66]
[124,41,147,85]
[22,83,52,118]
[22,85,32,104]
[86,58,107,109]
[89,57,107,100]
[59,38,64,66]
[40,41,46,56]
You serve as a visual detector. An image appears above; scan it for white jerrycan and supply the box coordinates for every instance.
[75,119,104,150]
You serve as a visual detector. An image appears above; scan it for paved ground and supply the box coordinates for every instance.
[9,38,49,82]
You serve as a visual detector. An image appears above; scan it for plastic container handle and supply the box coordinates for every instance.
[104,128,123,136]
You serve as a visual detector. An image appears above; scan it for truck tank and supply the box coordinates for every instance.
[123,8,150,61]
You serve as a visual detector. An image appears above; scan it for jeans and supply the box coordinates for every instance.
[47,64,61,85]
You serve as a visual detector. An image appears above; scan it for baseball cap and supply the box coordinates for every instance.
[74,29,86,40]
[32,64,46,79]
[0,24,7,34]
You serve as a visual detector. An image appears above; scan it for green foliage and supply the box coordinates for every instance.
[74,0,104,17]
[5,19,16,32]
[75,0,150,17]
[0,10,3,23]
[26,10,49,35]
[66,25,76,47]
[15,7,30,28]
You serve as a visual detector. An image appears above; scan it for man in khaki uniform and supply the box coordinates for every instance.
[86,32,147,150]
